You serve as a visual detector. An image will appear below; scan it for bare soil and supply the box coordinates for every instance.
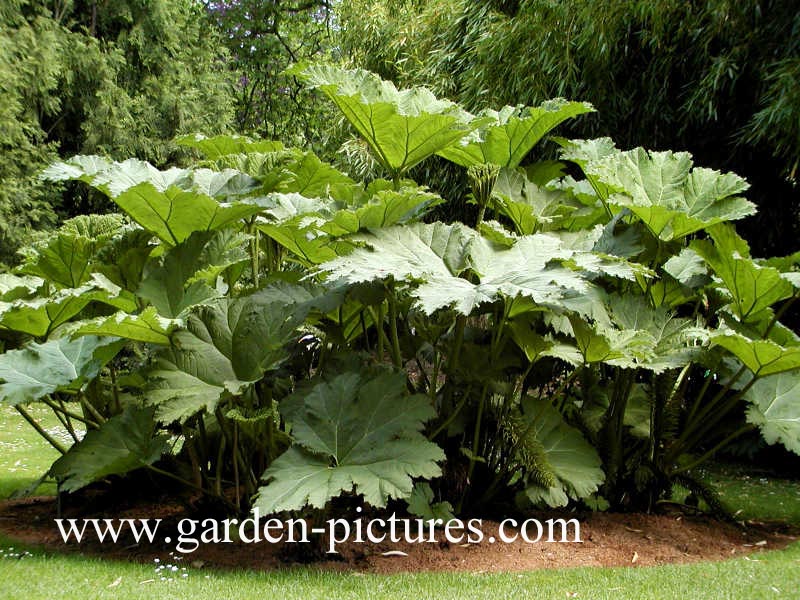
[0,494,796,574]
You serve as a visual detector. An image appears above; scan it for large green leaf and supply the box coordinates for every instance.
[254,370,444,512]
[663,247,710,290]
[278,151,356,197]
[692,224,794,322]
[320,187,443,236]
[603,294,708,372]
[17,214,127,289]
[188,229,250,285]
[250,192,340,225]
[438,101,593,168]
[147,287,319,423]
[59,214,127,239]
[744,371,800,455]
[566,298,707,373]
[0,274,136,337]
[111,184,261,246]
[318,222,644,316]
[94,226,156,293]
[74,308,181,345]
[137,231,238,318]
[490,168,580,234]
[760,251,800,289]
[406,482,455,521]
[519,396,605,507]
[19,233,96,288]
[556,137,619,202]
[711,331,800,377]
[259,221,353,266]
[584,148,755,241]
[210,151,295,186]
[247,279,348,317]
[255,186,440,264]
[42,157,263,245]
[557,137,619,166]
[0,274,43,301]
[568,316,647,367]
[0,291,91,337]
[43,156,260,199]
[175,133,284,159]
[49,407,169,492]
[291,64,480,176]
[0,336,123,405]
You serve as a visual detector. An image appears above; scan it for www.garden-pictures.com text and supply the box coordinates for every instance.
[55,509,582,554]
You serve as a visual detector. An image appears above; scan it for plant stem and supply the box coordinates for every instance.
[475,204,487,229]
[360,310,371,352]
[586,176,614,219]
[50,406,78,443]
[429,350,440,402]
[15,405,67,454]
[428,386,471,440]
[685,376,758,451]
[250,219,260,286]
[145,464,234,510]
[233,422,240,509]
[553,367,580,412]
[684,367,715,426]
[215,434,226,497]
[387,286,403,368]
[468,386,488,471]
[374,304,386,360]
[671,424,757,475]
[438,314,467,436]
[644,241,663,301]
[79,393,106,425]
[448,315,467,372]
[603,368,633,489]
[196,417,210,481]
[670,373,756,464]
[109,365,121,414]
[764,289,800,338]
[678,365,746,447]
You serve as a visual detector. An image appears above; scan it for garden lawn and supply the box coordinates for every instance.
[704,462,800,526]
[0,405,798,600]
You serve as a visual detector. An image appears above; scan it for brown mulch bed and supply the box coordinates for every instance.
[0,494,796,574]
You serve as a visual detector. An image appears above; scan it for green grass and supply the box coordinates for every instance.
[0,405,61,499]
[0,405,798,600]
[702,462,800,526]
[0,544,798,600]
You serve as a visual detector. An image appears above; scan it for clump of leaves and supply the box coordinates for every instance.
[0,66,798,524]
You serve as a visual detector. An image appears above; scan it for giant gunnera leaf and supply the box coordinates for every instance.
[318,222,645,316]
[711,331,800,377]
[49,407,169,492]
[743,371,800,455]
[0,336,123,405]
[692,224,794,323]
[42,157,263,245]
[490,168,583,235]
[583,147,756,241]
[0,274,136,338]
[438,101,593,169]
[74,307,181,345]
[137,230,245,318]
[569,294,709,372]
[517,396,605,507]
[147,283,341,424]
[289,64,481,177]
[254,370,444,512]
[175,133,284,159]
